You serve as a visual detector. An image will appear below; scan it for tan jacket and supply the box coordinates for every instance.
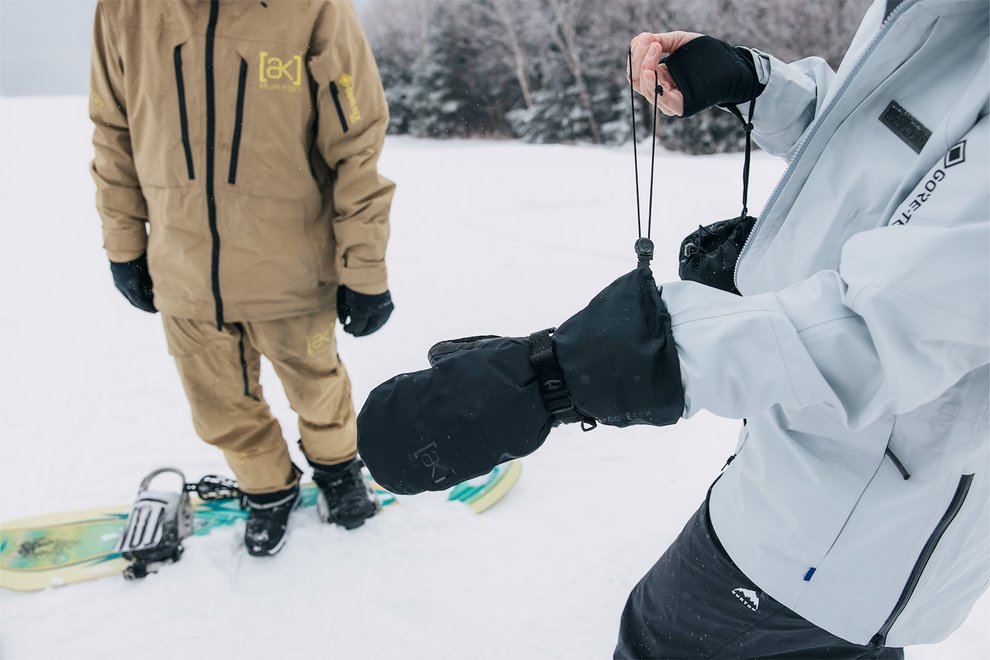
[90,0,395,323]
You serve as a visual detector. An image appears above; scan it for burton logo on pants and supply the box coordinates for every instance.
[732,588,760,611]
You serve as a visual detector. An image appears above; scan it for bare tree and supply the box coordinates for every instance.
[541,0,602,143]
[478,0,537,108]
[362,0,872,147]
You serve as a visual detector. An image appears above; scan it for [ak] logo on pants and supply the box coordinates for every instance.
[259,52,303,92]
[305,329,333,357]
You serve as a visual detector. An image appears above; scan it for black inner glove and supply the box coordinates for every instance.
[664,36,763,118]
[337,286,394,337]
[110,254,157,314]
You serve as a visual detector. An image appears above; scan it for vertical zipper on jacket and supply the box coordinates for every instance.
[205,0,224,329]
[732,0,920,290]
[870,473,975,649]
[329,81,350,133]
[173,45,195,180]
[228,58,248,185]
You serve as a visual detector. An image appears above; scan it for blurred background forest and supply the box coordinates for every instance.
[364,0,871,153]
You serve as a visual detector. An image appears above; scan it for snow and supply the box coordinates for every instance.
[1,96,986,659]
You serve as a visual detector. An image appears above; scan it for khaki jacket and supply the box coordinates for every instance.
[90,0,395,323]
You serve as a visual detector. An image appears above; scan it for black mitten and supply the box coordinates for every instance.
[357,268,684,495]
[554,267,684,427]
[358,336,552,494]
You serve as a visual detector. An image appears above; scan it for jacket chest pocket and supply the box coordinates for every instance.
[218,45,317,200]
[173,43,196,181]
[129,36,200,189]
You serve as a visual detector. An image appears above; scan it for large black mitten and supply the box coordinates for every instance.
[358,336,552,494]
[357,268,684,495]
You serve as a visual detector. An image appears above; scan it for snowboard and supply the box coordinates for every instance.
[0,460,521,592]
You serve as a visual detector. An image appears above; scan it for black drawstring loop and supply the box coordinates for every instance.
[724,99,757,221]
[629,48,661,268]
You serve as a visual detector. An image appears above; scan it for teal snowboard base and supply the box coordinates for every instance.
[1,461,521,591]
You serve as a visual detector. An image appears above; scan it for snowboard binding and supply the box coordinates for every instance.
[116,469,240,580]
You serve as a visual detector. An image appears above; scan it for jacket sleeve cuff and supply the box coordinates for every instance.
[104,229,148,264]
[660,279,835,420]
[336,257,388,295]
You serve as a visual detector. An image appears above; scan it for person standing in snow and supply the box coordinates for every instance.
[89,0,395,556]
[356,0,988,657]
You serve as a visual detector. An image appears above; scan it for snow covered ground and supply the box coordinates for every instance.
[1,97,986,659]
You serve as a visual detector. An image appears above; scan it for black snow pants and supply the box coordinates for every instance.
[614,499,906,660]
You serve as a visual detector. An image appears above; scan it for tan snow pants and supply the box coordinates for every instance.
[162,308,356,495]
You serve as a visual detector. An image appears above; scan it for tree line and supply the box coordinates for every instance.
[363,0,869,153]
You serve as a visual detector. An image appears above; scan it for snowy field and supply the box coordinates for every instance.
[1,97,986,659]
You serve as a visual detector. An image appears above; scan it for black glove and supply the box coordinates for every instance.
[110,254,157,314]
[357,268,684,495]
[664,36,764,117]
[336,286,394,337]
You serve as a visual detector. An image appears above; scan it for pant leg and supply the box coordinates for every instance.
[162,315,299,494]
[614,498,905,660]
[245,308,357,466]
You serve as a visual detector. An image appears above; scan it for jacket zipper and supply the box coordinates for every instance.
[173,45,195,180]
[885,446,911,480]
[204,0,224,329]
[733,0,920,290]
[329,81,350,133]
[870,473,975,649]
[228,58,248,185]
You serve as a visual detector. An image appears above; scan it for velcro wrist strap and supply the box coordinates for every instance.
[528,328,596,429]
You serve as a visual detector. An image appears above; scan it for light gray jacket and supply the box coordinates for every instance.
[660,0,989,647]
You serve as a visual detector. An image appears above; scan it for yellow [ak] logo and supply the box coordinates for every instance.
[337,73,362,124]
[259,52,303,92]
[305,329,333,357]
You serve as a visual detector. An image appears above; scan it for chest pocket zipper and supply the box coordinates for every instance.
[173,44,195,180]
[228,58,248,185]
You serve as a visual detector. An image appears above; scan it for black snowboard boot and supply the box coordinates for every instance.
[311,458,380,530]
[242,483,300,557]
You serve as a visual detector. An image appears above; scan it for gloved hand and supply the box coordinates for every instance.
[357,268,684,495]
[664,36,763,117]
[337,286,394,337]
[110,253,157,313]
[631,32,763,118]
